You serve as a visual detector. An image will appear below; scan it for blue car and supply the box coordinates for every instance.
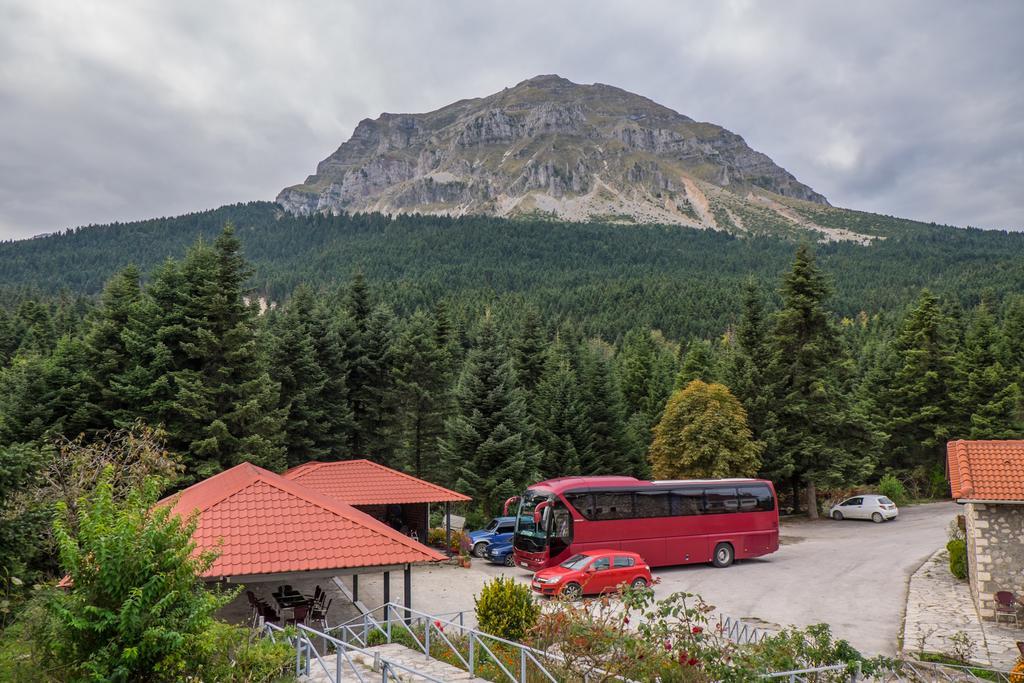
[466,516,518,557]
[484,541,516,566]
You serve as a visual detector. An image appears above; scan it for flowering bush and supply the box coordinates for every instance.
[427,527,469,554]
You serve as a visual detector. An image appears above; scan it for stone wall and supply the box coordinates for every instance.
[965,502,1024,619]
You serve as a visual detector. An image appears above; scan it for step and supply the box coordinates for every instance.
[299,643,490,682]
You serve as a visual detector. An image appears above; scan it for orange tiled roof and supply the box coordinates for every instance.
[283,459,471,505]
[947,440,1024,502]
[160,463,445,579]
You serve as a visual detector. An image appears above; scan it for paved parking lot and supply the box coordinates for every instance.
[348,501,957,656]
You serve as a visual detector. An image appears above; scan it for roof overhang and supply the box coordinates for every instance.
[211,562,427,584]
[955,498,1024,505]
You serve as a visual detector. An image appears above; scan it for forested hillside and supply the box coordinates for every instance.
[3,223,1024,587]
[2,202,1023,339]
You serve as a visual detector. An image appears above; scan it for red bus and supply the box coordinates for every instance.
[508,476,779,570]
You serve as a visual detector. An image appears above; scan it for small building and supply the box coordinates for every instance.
[947,439,1024,619]
[283,459,470,545]
[162,462,446,624]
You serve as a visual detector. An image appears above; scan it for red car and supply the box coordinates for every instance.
[530,549,651,600]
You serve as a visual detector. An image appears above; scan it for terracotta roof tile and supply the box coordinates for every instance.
[159,463,445,579]
[947,440,1024,501]
[282,459,471,505]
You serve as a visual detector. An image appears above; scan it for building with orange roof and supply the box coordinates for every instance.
[160,461,450,626]
[283,459,471,551]
[947,439,1024,619]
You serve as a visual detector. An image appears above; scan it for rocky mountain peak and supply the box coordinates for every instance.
[276,76,861,241]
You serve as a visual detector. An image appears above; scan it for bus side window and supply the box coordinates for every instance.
[593,492,634,520]
[737,485,775,512]
[634,492,670,518]
[565,493,595,520]
[704,487,739,514]
[671,490,703,516]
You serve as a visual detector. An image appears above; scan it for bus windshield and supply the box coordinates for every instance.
[514,490,553,553]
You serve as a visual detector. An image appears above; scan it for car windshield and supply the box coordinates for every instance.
[484,519,498,531]
[559,554,591,570]
[878,497,894,505]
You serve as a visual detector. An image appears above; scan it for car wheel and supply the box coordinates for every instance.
[832,511,843,521]
[871,512,884,523]
[504,554,515,567]
[630,577,648,589]
[472,542,487,557]
[562,582,583,600]
[712,542,734,568]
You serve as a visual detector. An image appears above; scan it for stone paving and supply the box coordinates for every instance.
[299,643,489,682]
[902,548,1022,670]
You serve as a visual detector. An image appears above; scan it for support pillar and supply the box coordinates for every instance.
[383,571,390,605]
[445,501,452,557]
[403,563,412,623]
[352,573,359,603]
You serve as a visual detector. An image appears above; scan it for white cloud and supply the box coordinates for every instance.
[0,0,1021,239]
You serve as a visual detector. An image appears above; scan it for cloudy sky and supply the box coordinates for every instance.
[1,1,1021,240]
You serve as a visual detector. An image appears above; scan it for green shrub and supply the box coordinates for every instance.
[187,620,293,682]
[947,539,968,580]
[43,468,234,681]
[474,577,540,641]
[878,474,909,507]
[426,527,468,554]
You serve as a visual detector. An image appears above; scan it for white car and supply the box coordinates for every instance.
[829,494,898,523]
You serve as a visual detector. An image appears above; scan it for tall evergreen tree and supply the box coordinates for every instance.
[577,340,633,476]
[150,226,285,478]
[359,305,402,466]
[344,272,376,455]
[394,309,450,479]
[269,285,330,466]
[533,340,590,479]
[83,266,143,430]
[308,301,355,457]
[956,303,1023,439]
[515,308,548,394]
[440,313,538,514]
[723,280,781,479]
[886,291,959,469]
[768,246,873,516]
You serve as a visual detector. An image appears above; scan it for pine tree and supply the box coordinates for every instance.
[394,309,450,479]
[956,303,1023,439]
[0,309,16,365]
[345,272,375,455]
[308,301,355,457]
[359,305,402,466]
[515,308,548,393]
[768,246,873,516]
[151,226,285,478]
[886,291,959,469]
[83,266,143,430]
[723,280,781,479]
[649,380,762,479]
[533,341,590,479]
[675,339,716,388]
[440,313,538,514]
[269,285,330,466]
[577,340,632,475]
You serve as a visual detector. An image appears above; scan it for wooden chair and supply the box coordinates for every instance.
[310,598,332,629]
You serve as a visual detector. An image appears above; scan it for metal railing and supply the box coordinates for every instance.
[262,619,447,682]
[327,601,560,682]
[718,613,770,645]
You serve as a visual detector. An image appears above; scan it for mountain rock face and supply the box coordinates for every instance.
[278,75,873,242]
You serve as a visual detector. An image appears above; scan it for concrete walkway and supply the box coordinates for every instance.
[902,548,1021,670]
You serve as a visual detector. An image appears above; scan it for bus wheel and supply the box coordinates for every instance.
[472,542,487,557]
[630,577,648,589]
[712,543,734,568]
[562,582,583,601]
